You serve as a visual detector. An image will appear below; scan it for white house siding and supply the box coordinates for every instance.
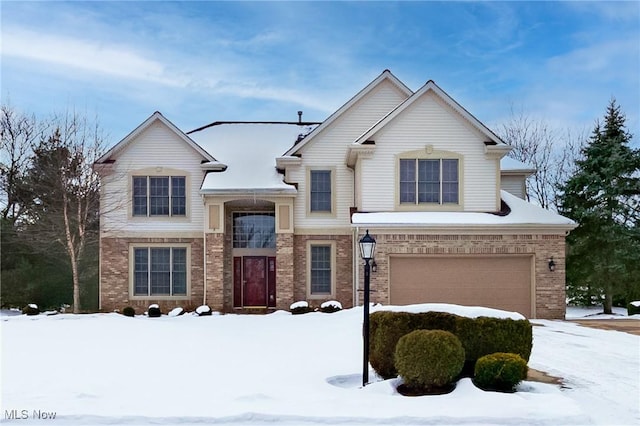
[501,175,527,200]
[359,91,499,212]
[290,80,409,229]
[100,121,206,236]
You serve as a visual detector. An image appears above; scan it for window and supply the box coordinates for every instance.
[233,212,276,248]
[399,159,458,204]
[310,245,331,295]
[133,247,187,296]
[310,170,332,212]
[132,176,186,217]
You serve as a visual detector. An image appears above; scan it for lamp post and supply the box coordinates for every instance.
[359,229,376,387]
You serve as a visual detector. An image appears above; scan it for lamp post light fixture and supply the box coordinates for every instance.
[359,229,376,387]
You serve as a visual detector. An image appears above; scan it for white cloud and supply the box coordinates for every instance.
[1,27,187,87]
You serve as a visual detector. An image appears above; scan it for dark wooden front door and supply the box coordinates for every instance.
[243,256,267,307]
[233,256,276,308]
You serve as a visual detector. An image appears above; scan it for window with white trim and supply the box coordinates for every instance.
[133,247,187,296]
[133,176,186,216]
[310,170,332,212]
[310,245,332,295]
[399,159,459,204]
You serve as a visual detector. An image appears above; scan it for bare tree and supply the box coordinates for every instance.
[0,104,47,222]
[20,111,105,312]
[498,107,585,210]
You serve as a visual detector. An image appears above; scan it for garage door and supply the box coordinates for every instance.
[389,256,533,317]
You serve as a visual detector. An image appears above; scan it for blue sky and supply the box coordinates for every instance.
[1,1,639,147]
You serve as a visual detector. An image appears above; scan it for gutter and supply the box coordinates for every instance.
[199,188,298,197]
[349,223,577,234]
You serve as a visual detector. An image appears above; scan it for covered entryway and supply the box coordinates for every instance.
[230,208,277,308]
[389,255,533,317]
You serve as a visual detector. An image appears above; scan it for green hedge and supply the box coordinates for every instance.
[369,310,532,379]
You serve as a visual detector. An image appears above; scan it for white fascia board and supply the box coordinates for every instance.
[284,70,412,156]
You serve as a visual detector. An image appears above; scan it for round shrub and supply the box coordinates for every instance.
[290,301,313,315]
[22,304,39,316]
[394,329,465,391]
[196,305,212,316]
[474,352,528,392]
[122,306,136,317]
[168,307,185,317]
[147,304,162,318]
[320,300,342,313]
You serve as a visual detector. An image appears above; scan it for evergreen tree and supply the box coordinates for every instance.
[559,99,640,313]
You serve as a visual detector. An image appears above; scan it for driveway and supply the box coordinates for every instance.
[568,319,640,336]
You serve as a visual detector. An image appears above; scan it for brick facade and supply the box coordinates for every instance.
[100,237,204,314]
[358,232,566,319]
[101,231,566,318]
[293,234,354,309]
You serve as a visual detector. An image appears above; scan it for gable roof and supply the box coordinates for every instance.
[283,69,412,156]
[94,111,217,164]
[352,80,508,147]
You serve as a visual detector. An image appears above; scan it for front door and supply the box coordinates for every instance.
[243,256,267,307]
[234,256,277,308]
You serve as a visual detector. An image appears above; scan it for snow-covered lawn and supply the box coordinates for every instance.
[1,305,638,425]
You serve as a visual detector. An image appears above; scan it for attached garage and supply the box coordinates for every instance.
[389,255,533,317]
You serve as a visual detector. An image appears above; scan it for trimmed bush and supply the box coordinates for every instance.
[122,306,136,317]
[395,330,465,391]
[628,301,640,316]
[196,305,212,316]
[369,310,532,379]
[168,307,185,317]
[22,304,39,316]
[474,352,528,392]
[455,316,532,374]
[369,311,460,379]
[320,300,342,313]
[148,304,162,318]
[290,301,313,315]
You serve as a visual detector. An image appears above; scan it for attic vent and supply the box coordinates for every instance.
[295,134,305,143]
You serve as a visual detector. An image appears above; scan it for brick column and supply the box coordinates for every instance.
[205,233,225,310]
[276,233,294,310]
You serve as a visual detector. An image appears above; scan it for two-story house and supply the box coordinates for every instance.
[94,70,576,319]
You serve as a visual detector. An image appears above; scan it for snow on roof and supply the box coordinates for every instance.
[501,156,536,173]
[189,123,316,194]
[351,190,576,229]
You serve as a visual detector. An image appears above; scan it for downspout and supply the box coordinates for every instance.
[349,162,359,307]
[202,195,207,306]
[98,230,102,311]
[354,226,360,307]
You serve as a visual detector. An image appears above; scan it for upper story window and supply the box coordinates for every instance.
[399,158,459,204]
[310,170,332,213]
[133,176,186,216]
